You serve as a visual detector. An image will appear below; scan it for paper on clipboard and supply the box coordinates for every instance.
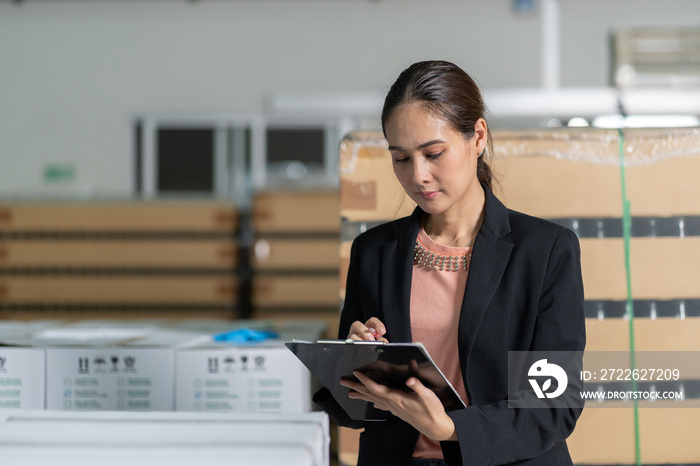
[285,340,466,421]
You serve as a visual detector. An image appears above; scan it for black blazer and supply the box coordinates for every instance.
[315,186,586,466]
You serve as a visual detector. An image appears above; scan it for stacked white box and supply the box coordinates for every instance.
[0,319,325,413]
[0,323,207,412]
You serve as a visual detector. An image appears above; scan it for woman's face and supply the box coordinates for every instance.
[385,102,485,217]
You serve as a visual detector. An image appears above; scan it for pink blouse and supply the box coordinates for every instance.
[411,227,472,459]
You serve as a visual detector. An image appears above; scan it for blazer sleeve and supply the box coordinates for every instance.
[313,237,368,429]
[338,236,368,340]
[445,229,586,465]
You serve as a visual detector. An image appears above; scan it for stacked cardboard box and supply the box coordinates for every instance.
[251,190,341,335]
[0,202,238,320]
[337,128,700,466]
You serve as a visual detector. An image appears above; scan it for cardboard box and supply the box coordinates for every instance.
[339,128,700,220]
[339,133,414,223]
[254,190,340,233]
[253,238,340,270]
[0,240,237,268]
[582,237,700,300]
[585,317,700,352]
[0,202,237,232]
[568,404,700,464]
[253,276,339,307]
[494,131,700,218]
[0,276,237,305]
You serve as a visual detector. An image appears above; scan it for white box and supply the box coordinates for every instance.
[45,347,175,412]
[0,410,330,466]
[40,327,207,412]
[0,324,207,412]
[0,319,326,414]
[0,321,56,410]
[0,347,45,409]
[175,343,311,413]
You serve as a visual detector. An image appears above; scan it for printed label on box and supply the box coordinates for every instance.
[46,348,173,411]
[0,348,45,409]
[175,347,309,413]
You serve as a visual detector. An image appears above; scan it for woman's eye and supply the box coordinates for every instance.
[427,151,444,159]
[393,157,409,164]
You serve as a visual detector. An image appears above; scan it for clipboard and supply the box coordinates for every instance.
[285,340,466,421]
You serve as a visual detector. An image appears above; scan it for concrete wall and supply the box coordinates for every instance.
[0,0,698,197]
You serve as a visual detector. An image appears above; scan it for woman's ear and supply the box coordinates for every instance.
[474,118,488,155]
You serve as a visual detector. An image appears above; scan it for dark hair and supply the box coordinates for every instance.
[381,60,494,190]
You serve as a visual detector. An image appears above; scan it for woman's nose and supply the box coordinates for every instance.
[411,159,431,184]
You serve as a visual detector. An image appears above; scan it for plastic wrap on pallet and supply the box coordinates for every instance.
[340,128,700,172]
[339,132,387,174]
[494,127,700,166]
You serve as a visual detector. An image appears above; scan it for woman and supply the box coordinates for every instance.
[315,60,585,465]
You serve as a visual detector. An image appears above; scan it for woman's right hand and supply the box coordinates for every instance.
[347,318,389,342]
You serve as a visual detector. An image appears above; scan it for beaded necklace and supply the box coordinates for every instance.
[413,219,475,272]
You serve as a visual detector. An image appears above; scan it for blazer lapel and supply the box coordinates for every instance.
[381,209,422,343]
[458,187,514,373]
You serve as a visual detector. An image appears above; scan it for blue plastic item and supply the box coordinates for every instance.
[213,327,279,344]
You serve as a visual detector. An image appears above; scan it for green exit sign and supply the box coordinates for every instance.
[43,164,75,183]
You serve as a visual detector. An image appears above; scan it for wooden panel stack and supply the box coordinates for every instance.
[0,201,238,320]
[251,190,341,336]
[337,128,700,466]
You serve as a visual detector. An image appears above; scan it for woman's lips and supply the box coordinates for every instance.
[418,190,439,200]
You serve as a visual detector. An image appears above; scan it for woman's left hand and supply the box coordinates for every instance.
[340,371,457,442]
